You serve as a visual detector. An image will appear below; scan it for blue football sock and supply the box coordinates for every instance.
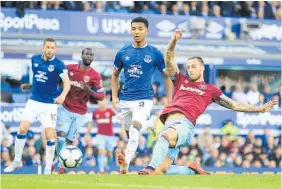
[56,136,66,167]
[148,134,169,169]
[166,165,196,175]
[98,154,106,173]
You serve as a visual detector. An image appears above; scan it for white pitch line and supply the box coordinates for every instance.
[2,177,229,189]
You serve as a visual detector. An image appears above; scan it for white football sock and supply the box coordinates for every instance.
[125,125,140,166]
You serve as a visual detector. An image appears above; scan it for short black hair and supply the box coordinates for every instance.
[82,48,93,55]
[131,17,149,28]
[43,38,56,45]
[188,56,204,65]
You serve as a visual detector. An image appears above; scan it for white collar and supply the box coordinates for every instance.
[132,43,148,48]
[41,54,55,61]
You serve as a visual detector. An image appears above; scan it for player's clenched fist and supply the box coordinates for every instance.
[20,84,32,92]
[54,94,66,104]
[112,97,119,111]
[173,29,183,41]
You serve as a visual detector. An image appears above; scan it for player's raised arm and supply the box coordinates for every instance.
[216,94,277,113]
[165,29,182,78]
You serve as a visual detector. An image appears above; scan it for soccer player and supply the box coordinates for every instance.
[87,99,116,173]
[54,48,105,173]
[4,38,71,174]
[138,29,277,175]
[111,17,173,174]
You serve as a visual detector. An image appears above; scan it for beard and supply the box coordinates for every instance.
[189,74,202,81]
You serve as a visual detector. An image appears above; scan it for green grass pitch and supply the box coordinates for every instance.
[1,174,280,189]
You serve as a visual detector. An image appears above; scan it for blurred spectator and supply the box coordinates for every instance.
[232,83,248,103]
[83,2,92,12]
[275,8,281,19]
[180,3,190,15]
[212,5,221,17]
[63,1,83,11]
[247,83,260,105]
[218,136,231,154]
[268,147,281,166]
[242,160,251,168]
[272,94,280,110]
[170,3,179,15]
[221,120,239,141]
[158,3,168,15]
[198,127,213,151]
[245,131,256,145]
[241,1,257,18]
[258,94,265,107]
[204,148,218,166]
[189,1,199,15]
[94,1,105,13]
[199,3,209,17]
[270,1,280,19]
[213,135,221,149]
[1,122,13,146]
[263,85,273,103]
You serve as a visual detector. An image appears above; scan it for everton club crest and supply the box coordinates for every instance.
[144,55,152,63]
[48,65,54,72]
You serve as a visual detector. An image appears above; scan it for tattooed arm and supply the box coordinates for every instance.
[165,29,182,77]
[216,94,277,113]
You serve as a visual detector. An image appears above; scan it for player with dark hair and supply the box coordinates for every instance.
[54,48,105,174]
[112,16,173,174]
[138,29,277,175]
[87,99,116,174]
[4,38,71,174]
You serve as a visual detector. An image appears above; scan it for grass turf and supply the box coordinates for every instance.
[1,174,280,189]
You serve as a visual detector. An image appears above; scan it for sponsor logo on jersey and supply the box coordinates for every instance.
[180,84,205,95]
[96,118,111,124]
[83,75,90,83]
[35,71,48,82]
[127,65,143,77]
[144,55,152,63]
[48,65,54,72]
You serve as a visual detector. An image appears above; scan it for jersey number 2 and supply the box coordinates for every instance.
[139,101,145,108]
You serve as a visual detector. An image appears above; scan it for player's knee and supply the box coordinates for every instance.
[131,120,142,128]
[44,128,55,140]
[18,120,30,134]
[161,129,178,147]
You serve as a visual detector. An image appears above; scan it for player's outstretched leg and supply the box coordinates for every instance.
[138,129,175,175]
[4,120,30,173]
[165,163,210,175]
[44,128,56,174]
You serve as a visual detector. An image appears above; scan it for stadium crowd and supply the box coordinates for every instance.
[1,1,281,20]
[2,120,281,170]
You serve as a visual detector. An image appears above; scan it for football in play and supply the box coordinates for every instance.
[59,145,83,168]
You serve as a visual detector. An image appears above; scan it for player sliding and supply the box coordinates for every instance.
[111,17,173,174]
[53,48,105,174]
[138,29,277,175]
[4,38,71,174]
